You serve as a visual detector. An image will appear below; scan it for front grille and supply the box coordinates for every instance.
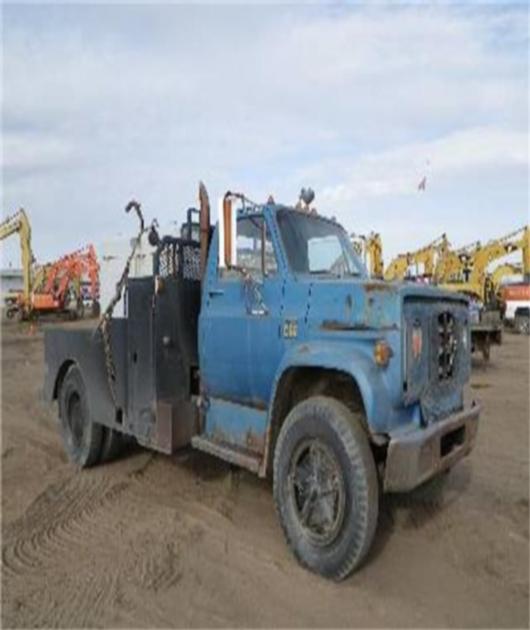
[437,311,457,380]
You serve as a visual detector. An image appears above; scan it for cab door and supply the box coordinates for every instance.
[199,226,251,403]
[199,213,283,408]
[246,215,285,407]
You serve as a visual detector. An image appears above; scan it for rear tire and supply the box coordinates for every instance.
[58,364,102,467]
[273,396,379,580]
[99,427,124,463]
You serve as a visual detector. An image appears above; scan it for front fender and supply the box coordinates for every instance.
[269,340,395,434]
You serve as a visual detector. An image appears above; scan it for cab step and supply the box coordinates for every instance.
[191,435,261,474]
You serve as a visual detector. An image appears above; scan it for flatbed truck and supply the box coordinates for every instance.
[43,188,480,579]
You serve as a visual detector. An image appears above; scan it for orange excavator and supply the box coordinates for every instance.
[1,208,100,319]
[32,245,100,318]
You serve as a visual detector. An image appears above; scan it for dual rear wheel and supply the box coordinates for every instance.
[58,364,123,467]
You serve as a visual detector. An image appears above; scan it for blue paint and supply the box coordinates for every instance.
[199,203,472,457]
[204,398,267,452]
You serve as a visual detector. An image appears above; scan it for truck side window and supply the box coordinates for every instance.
[221,216,277,278]
[264,224,278,276]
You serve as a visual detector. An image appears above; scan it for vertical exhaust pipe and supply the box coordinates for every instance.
[198,181,211,279]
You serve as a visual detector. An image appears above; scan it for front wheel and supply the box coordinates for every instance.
[273,396,379,580]
[58,364,103,467]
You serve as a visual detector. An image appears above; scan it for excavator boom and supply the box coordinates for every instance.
[442,226,529,302]
[351,232,384,278]
[384,234,449,281]
[1,209,100,318]
[0,209,34,305]
[36,244,100,309]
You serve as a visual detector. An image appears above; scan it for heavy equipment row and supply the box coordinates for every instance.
[0,209,100,320]
[352,225,530,359]
[356,225,529,300]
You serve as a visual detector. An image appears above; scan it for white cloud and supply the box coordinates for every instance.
[320,126,528,204]
[3,132,74,172]
[1,3,528,267]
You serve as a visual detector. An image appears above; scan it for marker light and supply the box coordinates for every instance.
[374,340,393,367]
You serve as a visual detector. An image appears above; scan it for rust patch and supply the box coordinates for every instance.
[207,425,266,456]
[364,282,395,293]
[297,344,311,354]
[321,319,398,332]
[245,429,266,454]
[321,319,363,331]
[192,434,262,473]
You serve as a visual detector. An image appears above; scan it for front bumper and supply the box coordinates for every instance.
[383,402,480,492]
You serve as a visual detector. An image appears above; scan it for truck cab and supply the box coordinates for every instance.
[43,190,480,579]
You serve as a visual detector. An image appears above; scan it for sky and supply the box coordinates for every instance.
[1,2,529,270]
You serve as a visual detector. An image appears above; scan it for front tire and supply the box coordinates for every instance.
[58,364,103,467]
[273,396,379,580]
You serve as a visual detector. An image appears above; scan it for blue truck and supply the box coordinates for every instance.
[43,187,480,579]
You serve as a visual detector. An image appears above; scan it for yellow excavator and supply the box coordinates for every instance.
[434,240,479,284]
[490,262,523,294]
[384,234,449,281]
[441,226,529,303]
[351,232,384,278]
[383,251,410,282]
[0,209,34,317]
[438,226,529,361]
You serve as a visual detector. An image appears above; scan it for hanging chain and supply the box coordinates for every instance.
[96,200,147,407]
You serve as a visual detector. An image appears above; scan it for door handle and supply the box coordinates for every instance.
[208,288,225,297]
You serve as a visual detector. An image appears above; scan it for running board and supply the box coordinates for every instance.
[191,436,261,474]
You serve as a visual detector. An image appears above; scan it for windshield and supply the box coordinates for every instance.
[277,210,365,277]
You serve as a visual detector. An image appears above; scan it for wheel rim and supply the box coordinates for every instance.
[66,391,85,448]
[288,438,346,546]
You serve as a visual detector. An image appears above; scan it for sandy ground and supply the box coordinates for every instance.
[1,321,528,629]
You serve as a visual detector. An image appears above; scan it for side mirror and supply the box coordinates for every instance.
[218,195,236,269]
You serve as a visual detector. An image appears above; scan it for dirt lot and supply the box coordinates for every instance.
[1,321,528,628]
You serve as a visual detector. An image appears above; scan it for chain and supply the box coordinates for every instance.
[96,200,147,407]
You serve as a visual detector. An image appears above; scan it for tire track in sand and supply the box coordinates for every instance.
[2,474,130,577]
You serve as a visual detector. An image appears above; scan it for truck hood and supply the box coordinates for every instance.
[303,278,468,333]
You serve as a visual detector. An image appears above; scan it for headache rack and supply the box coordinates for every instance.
[154,236,201,281]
